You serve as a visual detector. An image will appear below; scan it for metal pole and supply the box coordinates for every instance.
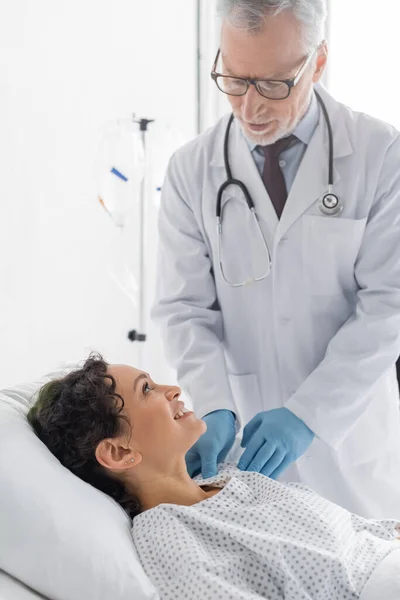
[127,118,154,369]
[138,128,146,337]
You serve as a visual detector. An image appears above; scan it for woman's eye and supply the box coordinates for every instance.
[143,382,151,394]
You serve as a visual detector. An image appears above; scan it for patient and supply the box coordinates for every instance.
[28,354,400,600]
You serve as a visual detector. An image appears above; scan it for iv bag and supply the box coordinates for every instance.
[108,227,139,307]
[95,118,145,228]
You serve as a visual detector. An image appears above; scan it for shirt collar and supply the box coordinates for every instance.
[244,89,320,152]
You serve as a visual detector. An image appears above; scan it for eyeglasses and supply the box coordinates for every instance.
[210,45,321,101]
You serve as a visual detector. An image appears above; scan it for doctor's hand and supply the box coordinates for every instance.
[185,409,236,480]
[238,408,315,479]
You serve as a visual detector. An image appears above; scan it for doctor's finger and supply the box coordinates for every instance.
[268,454,293,481]
[218,438,235,464]
[241,414,263,448]
[239,437,275,472]
[247,441,278,474]
[201,448,219,480]
[186,454,201,478]
[260,447,287,478]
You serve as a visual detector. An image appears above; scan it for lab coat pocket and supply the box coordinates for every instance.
[302,215,367,295]
[228,373,262,432]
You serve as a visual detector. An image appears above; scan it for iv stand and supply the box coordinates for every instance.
[128,116,154,368]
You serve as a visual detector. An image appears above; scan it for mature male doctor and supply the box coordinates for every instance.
[152,0,400,519]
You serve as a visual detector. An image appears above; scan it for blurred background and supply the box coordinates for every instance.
[0,0,399,388]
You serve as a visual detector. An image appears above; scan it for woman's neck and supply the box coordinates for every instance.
[126,466,221,512]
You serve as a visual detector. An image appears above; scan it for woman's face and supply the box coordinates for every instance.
[106,365,207,469]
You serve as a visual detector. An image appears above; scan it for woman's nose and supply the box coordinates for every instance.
[165,385,181,401]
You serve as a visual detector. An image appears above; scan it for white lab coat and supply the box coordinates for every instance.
[152,84,400,519]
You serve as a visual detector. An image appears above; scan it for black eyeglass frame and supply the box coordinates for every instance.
[210,44,322,100]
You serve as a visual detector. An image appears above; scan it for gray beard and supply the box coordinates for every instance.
[237,90,313,147]
[240,121,295,146]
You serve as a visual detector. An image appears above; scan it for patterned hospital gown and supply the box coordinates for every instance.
[131,462,400,599]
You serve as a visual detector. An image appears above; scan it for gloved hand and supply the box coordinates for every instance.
[185,409,236,479]
[238,408,315,479]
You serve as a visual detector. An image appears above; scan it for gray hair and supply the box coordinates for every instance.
[217,0,327,51]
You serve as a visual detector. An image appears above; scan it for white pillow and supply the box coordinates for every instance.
[0,364,159,600]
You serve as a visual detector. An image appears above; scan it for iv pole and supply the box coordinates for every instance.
[127,0,203,362]
[128,116,154,368]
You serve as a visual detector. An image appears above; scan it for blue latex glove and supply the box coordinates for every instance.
[185,409,236,479]
[238,408,315,479]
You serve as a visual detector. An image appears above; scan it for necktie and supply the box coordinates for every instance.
[261,135,298,219]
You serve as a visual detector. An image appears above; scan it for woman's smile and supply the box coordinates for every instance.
[174,410,194,422]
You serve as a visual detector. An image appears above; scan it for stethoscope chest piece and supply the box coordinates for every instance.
[319,192,343,217]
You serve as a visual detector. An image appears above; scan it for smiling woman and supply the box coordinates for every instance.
[26,353,400,599]
[27,353,219,519]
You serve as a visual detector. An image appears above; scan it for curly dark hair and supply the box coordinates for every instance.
[27,353,142,519]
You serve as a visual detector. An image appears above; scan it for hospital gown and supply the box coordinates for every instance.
[131,462,400,599]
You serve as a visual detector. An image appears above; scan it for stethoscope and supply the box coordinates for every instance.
[217,90,342,287]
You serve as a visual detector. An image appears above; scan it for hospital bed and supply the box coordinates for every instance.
[1,366,394,600]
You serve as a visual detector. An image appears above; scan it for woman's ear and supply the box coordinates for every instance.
[95,439,139,471]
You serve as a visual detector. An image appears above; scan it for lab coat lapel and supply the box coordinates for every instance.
[276,119,329,239]
[229,118,279,232]
[276,86,353,241]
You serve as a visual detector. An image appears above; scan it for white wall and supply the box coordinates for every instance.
[198,1,229,131]
[0,0,197,387]
[328,1,400,128]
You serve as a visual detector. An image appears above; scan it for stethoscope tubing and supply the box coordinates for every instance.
[216,91,339,286]
[216,91,335,219]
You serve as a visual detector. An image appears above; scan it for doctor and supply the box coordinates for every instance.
[152,0,400,519]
